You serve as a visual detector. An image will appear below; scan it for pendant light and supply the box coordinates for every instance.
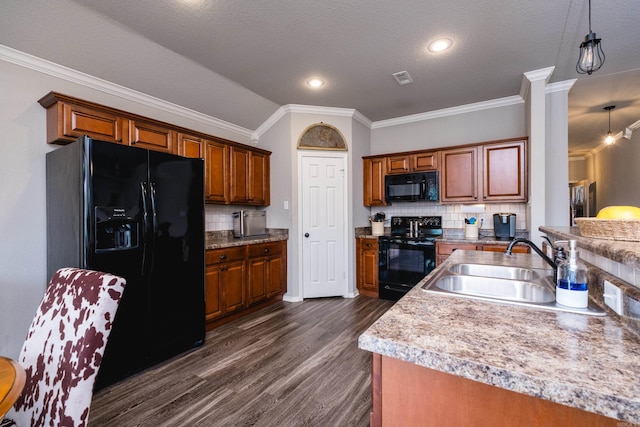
[603,105,615,145]
[576,0,605,75]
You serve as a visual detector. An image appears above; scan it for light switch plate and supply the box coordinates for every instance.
[604,280,623,316]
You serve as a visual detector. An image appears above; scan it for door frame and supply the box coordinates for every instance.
[297,150,349,299]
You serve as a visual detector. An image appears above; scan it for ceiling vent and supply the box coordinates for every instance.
[392,70,413,85]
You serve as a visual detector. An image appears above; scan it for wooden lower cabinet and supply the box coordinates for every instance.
[356,238,379,298]
[247,241,286,304]
[205,246,246,322]
[206,240,287,327]
[436,241,530,265]
[371,353,618,427]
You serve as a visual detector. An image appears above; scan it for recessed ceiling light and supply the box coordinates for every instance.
[306,78,326,88]
[427,38,453,53]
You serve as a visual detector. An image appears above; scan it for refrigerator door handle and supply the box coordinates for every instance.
[149,182,158,271]
[140,181,150,275]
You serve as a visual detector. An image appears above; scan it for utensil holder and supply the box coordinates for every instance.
[371,221,384,236]
[465,224,479,240]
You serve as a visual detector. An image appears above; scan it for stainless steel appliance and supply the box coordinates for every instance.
[385,172,439,203]
[233,210,267,238]
[493,213,516,240]
[46,136,205,390]
[378,216,442,301]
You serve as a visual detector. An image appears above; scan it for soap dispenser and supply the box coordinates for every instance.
[556,240,588,308]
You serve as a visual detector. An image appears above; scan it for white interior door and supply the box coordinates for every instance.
[301,154,346,298]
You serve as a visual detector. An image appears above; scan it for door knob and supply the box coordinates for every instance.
[304,233,309,238]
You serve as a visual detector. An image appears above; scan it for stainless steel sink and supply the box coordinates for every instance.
[421,261,606,316]
[448,263,544,281]
[433,275,555,303]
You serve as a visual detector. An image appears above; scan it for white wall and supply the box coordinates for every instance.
[591,133,640,209]
[370,103,526,153]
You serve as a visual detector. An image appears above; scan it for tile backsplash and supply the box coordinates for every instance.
[205,205,238,231]
[370,203,528,231]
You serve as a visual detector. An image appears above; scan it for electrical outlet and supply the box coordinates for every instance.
[603,280,623,316]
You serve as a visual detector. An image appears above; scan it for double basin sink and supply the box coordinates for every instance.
[421,261,605,316]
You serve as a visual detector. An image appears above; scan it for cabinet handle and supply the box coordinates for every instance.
[131,141,136,145]
[117,138,122,143]
[264,248,270,253]
[219,254,227,260]
[366,243,372,247]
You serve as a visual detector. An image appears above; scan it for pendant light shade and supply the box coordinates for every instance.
[576,0,605,75]
[603,105,615,145]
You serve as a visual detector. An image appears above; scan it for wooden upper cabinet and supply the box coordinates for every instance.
[364,158,387,206]
[205,139,229,203]
[249,151,270,206]
[230,146,250,203]
[40,96,125,144]
[386,151,438,174]
[38,92,271,206]
[178,133,206,159]
[386,155,412,174]
[482,140,527,202]
[440,146,480,203]
[413,151,438,171]
[128,119,176,154]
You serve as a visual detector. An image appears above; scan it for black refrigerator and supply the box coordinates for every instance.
[46,136,205,389]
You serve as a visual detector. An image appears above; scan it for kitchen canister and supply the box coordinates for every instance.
[371,221,384,236]
[464,224,479,239]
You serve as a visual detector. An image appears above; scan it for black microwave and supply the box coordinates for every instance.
[385,171,439,203]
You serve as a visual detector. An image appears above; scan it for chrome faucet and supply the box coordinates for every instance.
[505,238,558,282]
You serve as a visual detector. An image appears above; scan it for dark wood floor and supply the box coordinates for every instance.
[89,296,394,427]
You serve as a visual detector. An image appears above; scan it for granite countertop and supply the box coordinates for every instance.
[206,229,288,250]
[358,249,640,424]
[541,226,640,270]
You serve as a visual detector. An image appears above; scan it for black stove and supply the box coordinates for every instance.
[378,216,441,301]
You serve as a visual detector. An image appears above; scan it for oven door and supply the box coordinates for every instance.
[378,238,436,301]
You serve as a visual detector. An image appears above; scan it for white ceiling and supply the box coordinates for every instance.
[1,0,639,155]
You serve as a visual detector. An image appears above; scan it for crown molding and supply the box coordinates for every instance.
[252,104,373,141]
[371,95,524,129]
[0,44,254,141]
[520,66,555,99]
[546,79,576,94]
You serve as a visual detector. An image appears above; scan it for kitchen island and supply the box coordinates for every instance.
[358,250,640,426]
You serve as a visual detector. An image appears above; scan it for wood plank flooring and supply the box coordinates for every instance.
[89,296,394,427]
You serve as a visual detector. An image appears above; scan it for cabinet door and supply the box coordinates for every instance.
[223,260,246,313]
[178,133,206,159]
[205,140,229,203]
[440,147,479,203]
[128,120,176,154]
[57,102,124,144]
[205,266,224,321]
[386,155,412,174]
[230,146,250,203]
[361,244,379,292]
[248,257,267,305]
[413,152,438,171]
[266,256,285,297]
[364,158,387,206]
[249,151,270,206]
[482,140,527,202]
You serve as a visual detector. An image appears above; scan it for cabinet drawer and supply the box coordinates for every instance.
[436,242,478,256]
[360,238,378,249]
[206,246,246,265]
[248,241,282,258]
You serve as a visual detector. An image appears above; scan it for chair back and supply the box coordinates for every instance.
[7,268,126,427]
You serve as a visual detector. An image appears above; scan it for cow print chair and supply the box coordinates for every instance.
[5,268,126,427]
